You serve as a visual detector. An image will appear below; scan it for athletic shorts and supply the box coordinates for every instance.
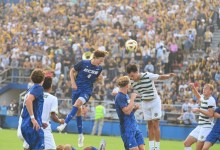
[189,126,212,142]
[141,97,161,120]
[206,130,220,144]
[72,89,91,104]
[43,126,56,149]
[21,125,45,149]
[121,129,145,150]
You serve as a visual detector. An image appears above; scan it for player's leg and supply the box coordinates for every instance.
[44,128,56,150]
[196,127,212,150]
[151,98,162,150]
[141,101,154,150]
[202,142,213,150]
[183,126,199,149]
[136,129,145,150]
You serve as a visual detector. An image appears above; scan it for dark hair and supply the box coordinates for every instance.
[126,64,138,74]
[93,50,108,58]
[43,76,52,90]
[30,69,45,84]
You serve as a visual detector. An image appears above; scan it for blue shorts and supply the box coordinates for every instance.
[206,130,220,144]
[72,89,91,104]
[21,124,44,149]
[121,129,145,150]
[91,147,98,150]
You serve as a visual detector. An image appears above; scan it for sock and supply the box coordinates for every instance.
[79,133,83,138]
[155,142,160,150]
[184,147,192,150]
[149,141,154,150]
[65,106,78,123]
[76,116,83,134]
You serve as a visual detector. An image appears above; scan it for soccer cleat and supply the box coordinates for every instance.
[56,123,66,132]
[99,139,106,150]
[78,135,84,147]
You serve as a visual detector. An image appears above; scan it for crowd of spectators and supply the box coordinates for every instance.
[0,0,220,122]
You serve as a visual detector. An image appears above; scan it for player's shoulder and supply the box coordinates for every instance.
[44,92,58,100]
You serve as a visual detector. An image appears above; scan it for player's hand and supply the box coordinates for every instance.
[42,123,48,129]
[192,108,200,113]
[31,119,40,130]
[59,119,65,124]
[130,93,137,101]
[134,104,140,110]
[72,83,77,90]
[169,73,176,78]
[188,83,194,88]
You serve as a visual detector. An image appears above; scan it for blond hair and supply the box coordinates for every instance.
[116,76,130,88]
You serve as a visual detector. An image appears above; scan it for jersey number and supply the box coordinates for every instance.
[87,74,91,78]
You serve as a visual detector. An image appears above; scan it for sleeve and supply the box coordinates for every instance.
[145,72,159,80]
[97,67,103,77]
[73,60,83,71]
[51,97,58,114]
[116,96,128,109]
[215,107,220,113]
[30,86,43,98]
[208,98,216,109]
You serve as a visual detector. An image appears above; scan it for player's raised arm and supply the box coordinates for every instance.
[122,93,137,115]
[189,83,201,100]
[158,73,176,80]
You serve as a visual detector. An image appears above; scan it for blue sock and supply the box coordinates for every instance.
[65,106,78,123]
[76,116,83,134]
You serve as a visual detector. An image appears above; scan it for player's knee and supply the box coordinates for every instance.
[183,140,190,147]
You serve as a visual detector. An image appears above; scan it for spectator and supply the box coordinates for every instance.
[91,102,105,136]
[0,101,8,129]
[182,106,196,125]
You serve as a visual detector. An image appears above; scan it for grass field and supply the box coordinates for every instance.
[0,129,219,150]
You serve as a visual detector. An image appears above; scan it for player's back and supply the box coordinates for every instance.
[21,84,44,126]
[75,60,102,92]
[42,92,58,125]
[213,107,220,131]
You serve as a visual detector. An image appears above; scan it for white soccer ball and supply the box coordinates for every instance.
[125,39,138,52]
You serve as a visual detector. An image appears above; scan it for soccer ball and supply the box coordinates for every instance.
[125,39,138,52]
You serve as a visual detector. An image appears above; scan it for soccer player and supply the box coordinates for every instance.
[57,50,108,147]
[126,64,175,150]
[56,139,106,150]
[114,76,145,150]
[20,69,45,150]
[42,76,65,149]
[202,103,220,150]
[184,83,216,150]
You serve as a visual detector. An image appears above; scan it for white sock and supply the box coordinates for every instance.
[149,141,154,150]
[79,133,83,138]
[184,147,192,150]
[155,142,160,150]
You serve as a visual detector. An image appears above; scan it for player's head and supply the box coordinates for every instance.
[203,84,214,97]
[56,144,75,150]
[30,69,45,85]
[117,76,130,89]
[92,50,108,66]
[43,76,52,91]
[126,64,139,81]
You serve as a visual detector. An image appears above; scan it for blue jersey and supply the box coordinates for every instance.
[21,84,44,127]
[114,92,138,133]
[74,60,102,93]
[212,107,220,131]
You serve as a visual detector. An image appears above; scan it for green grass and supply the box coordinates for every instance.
[0,129,219,150]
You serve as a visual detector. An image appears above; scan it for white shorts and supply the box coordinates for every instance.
[189,126,212,142]
[141,97,161,121]
[43,125,56,150]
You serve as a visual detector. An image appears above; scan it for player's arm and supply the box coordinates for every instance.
[122,93,137,115]
[192,107,215,117]
[213,107,220,118]
[189,83,201,100]
[51,112,64,124]
[158,73,176,80]
[69,67,77,90]
[25,94,40,130]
